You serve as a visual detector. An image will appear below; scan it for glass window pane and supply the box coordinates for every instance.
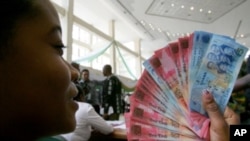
[73,24,80,40]
[123,41,135,52]
[80,29,90,44]
[116,47,136,79]
[72,43,91,67]
[92,55,111,71]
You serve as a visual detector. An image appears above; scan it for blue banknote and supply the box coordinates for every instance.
[189,34,248,116]
[188,31,213,91]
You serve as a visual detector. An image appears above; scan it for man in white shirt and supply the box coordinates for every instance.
[62,89,113,141]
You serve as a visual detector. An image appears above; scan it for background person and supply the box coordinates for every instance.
[62,89,114,141]
[102,64,123,120]
[71,62,84,98]
[80,69,102,115]
[233,55,250,123]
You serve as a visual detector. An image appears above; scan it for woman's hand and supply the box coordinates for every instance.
[202,90,240,141]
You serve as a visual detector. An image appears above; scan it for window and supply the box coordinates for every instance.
[116,47,137,79]
[73,25,80,40]
[123,41,135,52]
[72,43,91,67]
[80,29,90,44]
[92,55,111,71]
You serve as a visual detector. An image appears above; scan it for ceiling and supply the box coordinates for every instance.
[74,0,250,58]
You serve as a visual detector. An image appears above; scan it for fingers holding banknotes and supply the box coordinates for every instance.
[224,107,240,125]
[202,90,240,141]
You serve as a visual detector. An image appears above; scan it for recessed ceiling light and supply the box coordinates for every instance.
[190,6,194,10]
[208,10,212,14]
[240,34,244,38]
[140,20,146,26]
[200,9,203,12]
[171,3,174,7]
[181,5,184,8]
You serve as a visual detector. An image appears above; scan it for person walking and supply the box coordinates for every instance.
[102,65,123,120]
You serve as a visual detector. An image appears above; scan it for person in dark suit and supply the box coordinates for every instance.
[101,65,123,120]
[80,69,102,115]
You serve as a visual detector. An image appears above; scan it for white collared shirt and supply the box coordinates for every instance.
[62,102,114,141]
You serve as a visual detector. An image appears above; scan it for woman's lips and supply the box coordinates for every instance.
[69,99,79,111]
[68,83,79,111]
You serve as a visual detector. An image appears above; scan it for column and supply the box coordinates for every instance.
[135,38,142,78]
[63,0,74,62]
[109,20,116,73]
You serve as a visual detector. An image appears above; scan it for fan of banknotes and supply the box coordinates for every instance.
[124,31,249,141]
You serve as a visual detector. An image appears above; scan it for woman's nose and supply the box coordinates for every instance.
[67,63,80,82]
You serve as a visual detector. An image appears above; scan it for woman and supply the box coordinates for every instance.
[0,0,79,140]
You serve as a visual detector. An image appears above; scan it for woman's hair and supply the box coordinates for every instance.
[0,0,38,59]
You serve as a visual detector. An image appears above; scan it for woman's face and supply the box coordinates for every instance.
[0,0,78,137]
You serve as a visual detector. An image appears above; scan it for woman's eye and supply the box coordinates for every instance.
[54,45,66,55]
[54,44,66,49]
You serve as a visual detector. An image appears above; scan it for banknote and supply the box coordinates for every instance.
[143,57,185,117]
[188,109,210,139]
[131,88,169,117]
[188,31,213,91]
[132,71,211,138]
[138,70,181,117]
[189,34,248,116]
[129,99,197,137]
[126,120,201,141]
[127,31,249,140]
[168,41,184,86]
[139,70,169,104]
[178,36,193,101]
[152,49,189,116]
[148,49,211,138]
[130,91,177,123]
[156,45,190,105]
